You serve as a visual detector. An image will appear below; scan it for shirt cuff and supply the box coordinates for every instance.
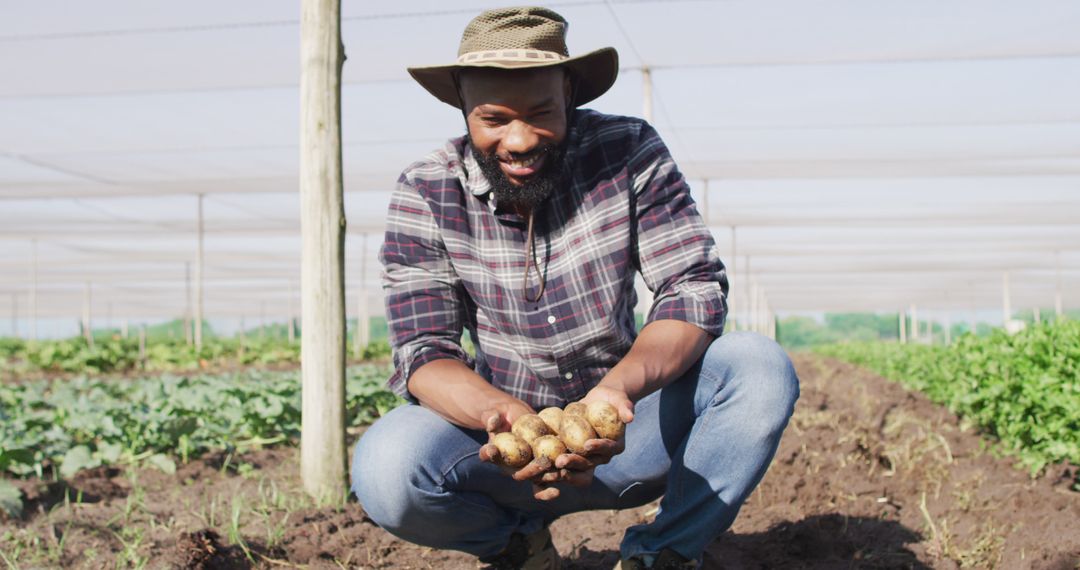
[387,344,475,404]
[646,280,727,337]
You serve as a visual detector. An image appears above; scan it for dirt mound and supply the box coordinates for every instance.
[172,529,250,569]
[2,354,1077,569]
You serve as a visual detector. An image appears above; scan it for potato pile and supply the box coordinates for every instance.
[490,401,626,469]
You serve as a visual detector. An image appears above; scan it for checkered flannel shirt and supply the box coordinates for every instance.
[381,109,728,409]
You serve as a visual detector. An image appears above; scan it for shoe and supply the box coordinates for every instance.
[615,548,696,569]
[480,526,561,570]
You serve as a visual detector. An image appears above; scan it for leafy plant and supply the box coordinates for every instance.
[817,320,1080,477]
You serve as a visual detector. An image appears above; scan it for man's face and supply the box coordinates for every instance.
[460,67,571,211]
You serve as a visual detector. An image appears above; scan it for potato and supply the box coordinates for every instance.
[586,401,625,440]
[531,435,567,465]
[559,414,597,455]
[511,414,553,444]
[490,432,533,468]
[537,407,563,435]
[563,402,587,417]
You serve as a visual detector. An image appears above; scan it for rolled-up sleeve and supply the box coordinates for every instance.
[380,173,473,402]
[629,123,729,336]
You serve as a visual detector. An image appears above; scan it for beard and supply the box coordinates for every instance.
[468,135,568,213]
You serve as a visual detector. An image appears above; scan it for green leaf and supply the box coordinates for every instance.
[60,445,98,479]
[146,453,176,475]
[0,479,22,518]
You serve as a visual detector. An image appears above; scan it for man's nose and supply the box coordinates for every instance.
[502,120,539,155]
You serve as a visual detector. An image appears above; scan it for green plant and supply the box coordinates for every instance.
[817,320,1080,477]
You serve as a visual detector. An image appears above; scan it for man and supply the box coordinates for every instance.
[351,7,799,570]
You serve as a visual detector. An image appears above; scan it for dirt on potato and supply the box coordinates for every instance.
[1,354,1078,569]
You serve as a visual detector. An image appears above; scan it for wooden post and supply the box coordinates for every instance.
[358,234,371,353]
[1033,306,1041,325]
[700,179,709,226]
[744,255,752,332]
[29,239,38,341]
[83,282,93,347]
[1002,271,1012,330]
[1055,251,1064,320]
[300,0,347,502]
[728,226,736,332]
[288,280,297,343]
[944,312,952,346]
[138,324,147,367]
[121,319,129,339]
[910,304,918,342]
[641,67,653,123]
[184,262,193,346]
[195,193,205,348]
[9,293,17,338]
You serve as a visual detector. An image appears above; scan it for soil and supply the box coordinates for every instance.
[2,354,1078,569]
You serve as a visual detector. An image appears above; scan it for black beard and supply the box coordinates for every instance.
[468,136,567,213]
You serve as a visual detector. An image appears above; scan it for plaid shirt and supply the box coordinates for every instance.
[381,109,728,409]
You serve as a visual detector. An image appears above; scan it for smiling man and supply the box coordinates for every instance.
[351,7,800,570]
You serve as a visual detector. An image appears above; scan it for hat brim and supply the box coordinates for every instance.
[407,47,619,109]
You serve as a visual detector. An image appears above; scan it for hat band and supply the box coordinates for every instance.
[456,49,568,66]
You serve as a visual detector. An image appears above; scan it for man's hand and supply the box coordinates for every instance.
[477,400,566,500]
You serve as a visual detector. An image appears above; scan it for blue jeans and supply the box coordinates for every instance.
[351,332,799,563]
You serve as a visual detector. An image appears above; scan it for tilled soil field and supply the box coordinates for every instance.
[2,354,1078,569]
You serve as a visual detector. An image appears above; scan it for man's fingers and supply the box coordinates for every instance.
[533,484,561,501]
[512,459,550,482]
[555,453,593,471]
[620,402,635,424]
[484,412,504,433]
[582,438,622,456]
[479,443,500,464]
[563,470,593,487]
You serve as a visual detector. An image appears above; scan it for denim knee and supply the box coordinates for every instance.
[704,332,800,429]
[350,406,442,536]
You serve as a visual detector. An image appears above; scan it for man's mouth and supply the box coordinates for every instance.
[500,153,546,180]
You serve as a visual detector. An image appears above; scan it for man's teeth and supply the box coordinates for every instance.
[507,155,541,169]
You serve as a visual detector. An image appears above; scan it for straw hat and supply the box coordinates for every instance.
[408,6,619,109]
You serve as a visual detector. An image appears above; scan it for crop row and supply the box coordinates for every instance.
[0,364,402,515]
[0,336,391,375]
[816,320,1080,477]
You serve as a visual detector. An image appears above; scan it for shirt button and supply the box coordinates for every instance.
[564,372,574,380]
[547,315,556,324]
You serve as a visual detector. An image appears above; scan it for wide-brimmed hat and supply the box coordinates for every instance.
[408,6,619,109]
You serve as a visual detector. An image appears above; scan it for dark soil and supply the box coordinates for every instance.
[2,354,1078,569]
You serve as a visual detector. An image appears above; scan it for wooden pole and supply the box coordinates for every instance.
[1002,271,1012,330]
[29,239,38,341]
[1055,251,1064,320]
[700,179,709,226]
[138,324,147,367]
[184,262,193,346]
[288,280,297,344]
[83,281,93,348]
[910,303,918,342]
[641,67,653,123]
[300,0,347,502]
[728,226,737,331]
[195,193,205,348]
[121,318,129,339]
[359,234,371,351]
[10,293,17,338]
[744,255,752,332]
